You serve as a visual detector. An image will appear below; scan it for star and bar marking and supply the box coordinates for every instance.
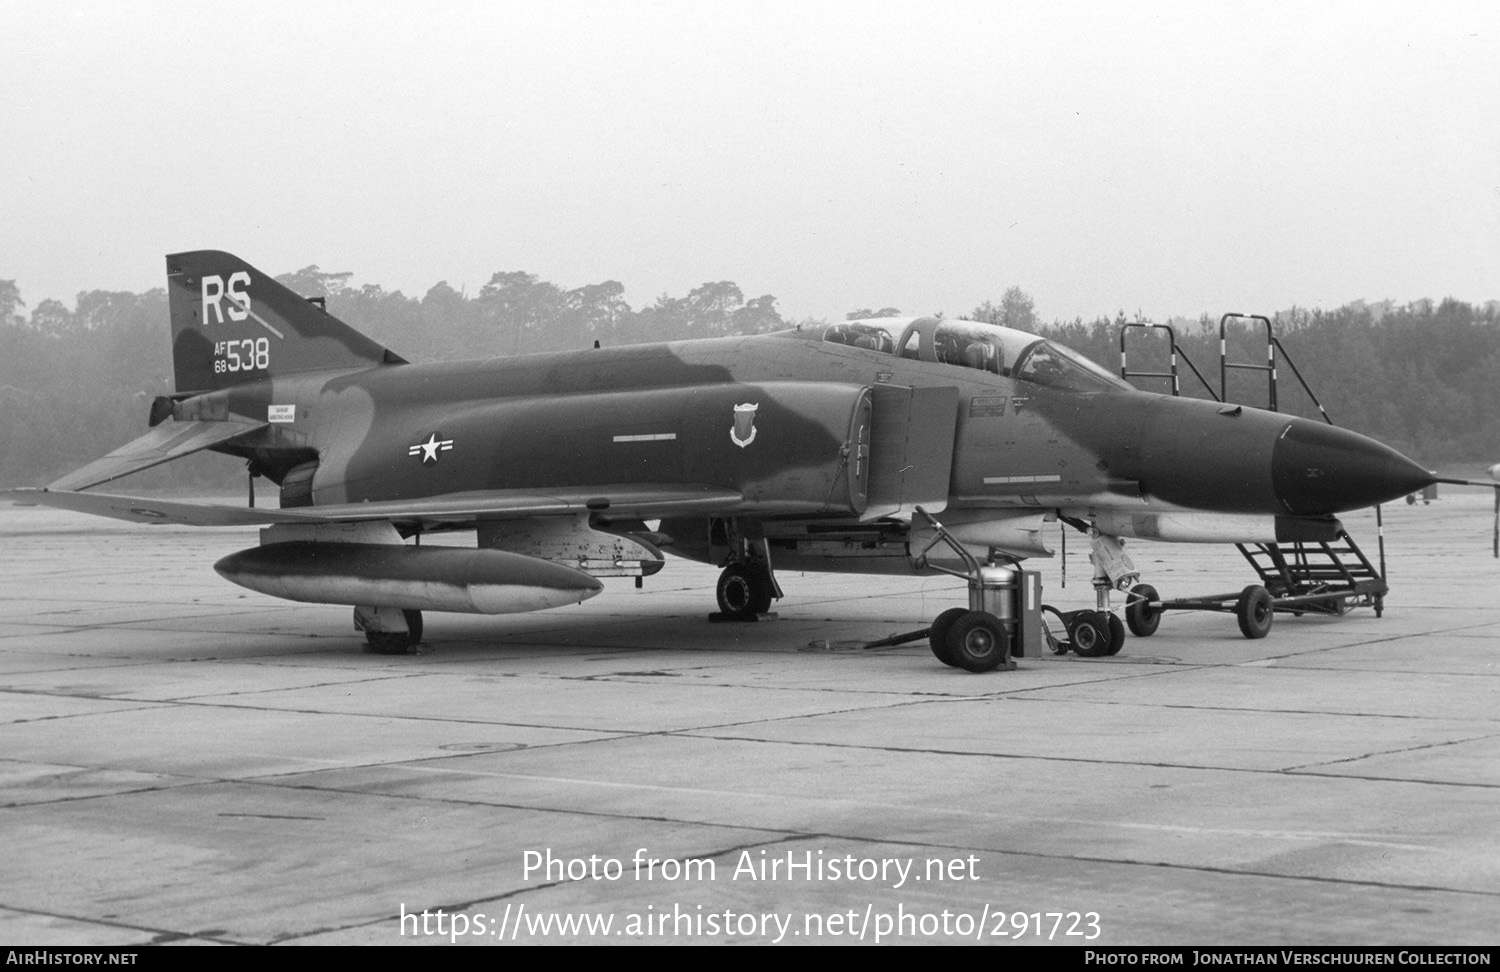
[408,432,454,465]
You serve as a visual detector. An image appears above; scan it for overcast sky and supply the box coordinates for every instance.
[3,1,1498,326]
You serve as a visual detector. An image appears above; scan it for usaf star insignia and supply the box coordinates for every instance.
[408,432,454,465]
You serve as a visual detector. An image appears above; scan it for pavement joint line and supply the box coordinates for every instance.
[1281,729,1500,773]
[998,694,1500,723]
[0,778,217,811]
[0,672,419,705]
[673,730,1500,789]
[0,902,243,946]
[5,676,1023,718]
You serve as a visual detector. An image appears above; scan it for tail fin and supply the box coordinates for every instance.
[167,250,405,395]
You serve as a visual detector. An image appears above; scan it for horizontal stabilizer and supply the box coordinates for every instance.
[47,420,268,492]
[4,483,744,528]
[4,487,310,526]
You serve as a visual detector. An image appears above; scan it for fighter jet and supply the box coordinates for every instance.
[5,251,1440,669]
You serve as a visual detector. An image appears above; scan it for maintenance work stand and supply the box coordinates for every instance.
[1117,313,1389,640]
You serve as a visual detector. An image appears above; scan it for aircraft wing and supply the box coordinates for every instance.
[3,483,745,528]
[47,420,269,492]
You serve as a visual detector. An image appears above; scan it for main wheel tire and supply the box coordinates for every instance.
[1104,612,1126,656]
[716,564,772,619]
[1236,585,1274,639]
[944,611,1010,672]
[929,607,969,667]
[1069,612,1110,657]
[1125,583,1161,637]
[364,609,424,654]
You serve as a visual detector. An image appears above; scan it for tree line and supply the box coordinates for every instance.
[0,268,1495,489]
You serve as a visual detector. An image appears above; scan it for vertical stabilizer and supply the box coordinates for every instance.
[167,250,404,394]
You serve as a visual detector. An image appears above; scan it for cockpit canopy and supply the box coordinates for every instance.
[819,316,1131,393]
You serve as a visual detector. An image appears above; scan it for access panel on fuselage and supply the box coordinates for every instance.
[863,385,958,520]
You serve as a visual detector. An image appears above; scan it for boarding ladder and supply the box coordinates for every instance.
[1119,315,1387,618]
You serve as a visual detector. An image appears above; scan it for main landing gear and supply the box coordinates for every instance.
[716,562,774,618]
[355,605,424,654]
[711,525,782,622]
[911,508,1017,673]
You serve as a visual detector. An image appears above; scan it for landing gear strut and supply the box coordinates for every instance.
[1042,527,1135,658]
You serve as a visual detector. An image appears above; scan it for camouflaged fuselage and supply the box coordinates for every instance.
[193,330,1369,522]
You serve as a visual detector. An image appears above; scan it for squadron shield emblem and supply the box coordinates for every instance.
[731,403,759,448]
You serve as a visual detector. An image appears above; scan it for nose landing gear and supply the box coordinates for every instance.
[1042,527,1135,658]
[1041,606,1125,657]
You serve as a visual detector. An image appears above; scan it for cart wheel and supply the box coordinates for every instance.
[1069,612,1110,657]
[1125,584,1161,637]
[928,607,968,667]
[944,610,1010,672]
[1104,612,1126,655]
[1236,585,1274,639]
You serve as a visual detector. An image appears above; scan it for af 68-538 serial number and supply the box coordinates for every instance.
[214,338,270,373]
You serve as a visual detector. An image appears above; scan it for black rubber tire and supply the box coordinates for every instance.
[716,564,772,619]
[929,607,969,667]
[364,609,423,654]
[1125,583,1161,637]
[1236,585,1274,639]
[1104,612,1126,656]
[1069,612,1110,657]
[944,610,1010,673]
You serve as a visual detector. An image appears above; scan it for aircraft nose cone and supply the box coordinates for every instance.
[1272,420,1434,515]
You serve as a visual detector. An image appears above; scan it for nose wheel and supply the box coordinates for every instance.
[1043,607,1125,657]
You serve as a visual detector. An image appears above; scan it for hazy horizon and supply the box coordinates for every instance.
[4,1,1497,325]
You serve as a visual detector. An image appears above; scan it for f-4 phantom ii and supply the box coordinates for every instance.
[8,251,1440,670]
